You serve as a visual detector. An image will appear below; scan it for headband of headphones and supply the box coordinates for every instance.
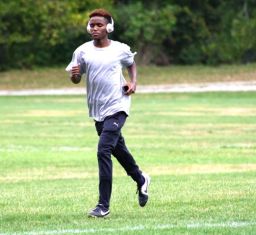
[87,17,114,34]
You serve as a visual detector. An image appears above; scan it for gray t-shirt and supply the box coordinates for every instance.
[66,40,136,121]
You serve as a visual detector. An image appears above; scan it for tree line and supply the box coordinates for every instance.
[0,0,256,70]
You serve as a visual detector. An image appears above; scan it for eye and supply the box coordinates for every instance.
[89,23,104,28]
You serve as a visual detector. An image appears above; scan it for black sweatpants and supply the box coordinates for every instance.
[95,111,144,209]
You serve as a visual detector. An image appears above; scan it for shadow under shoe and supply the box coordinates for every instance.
[88,204,110,218]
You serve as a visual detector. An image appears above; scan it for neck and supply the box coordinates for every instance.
[93,37,110,48]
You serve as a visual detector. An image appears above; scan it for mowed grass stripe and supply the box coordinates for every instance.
[1,164,256,183]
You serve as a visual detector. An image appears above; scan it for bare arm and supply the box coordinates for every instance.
[124,62,137,95]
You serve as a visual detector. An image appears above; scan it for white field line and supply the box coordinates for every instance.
[1,221,256,235]
[0,81,256,96]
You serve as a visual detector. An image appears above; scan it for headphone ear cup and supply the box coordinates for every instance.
[106,23,114,33]
[87,22,91,34]
[106,18,114,33]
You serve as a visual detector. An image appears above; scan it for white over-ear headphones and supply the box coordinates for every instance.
[87,17,114,34]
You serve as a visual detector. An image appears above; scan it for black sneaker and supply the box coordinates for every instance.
[88,204,110,218]
[137,172,151,207]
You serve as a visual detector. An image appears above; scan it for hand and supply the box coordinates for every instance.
[123,82,136,96]
[70,65,81,84]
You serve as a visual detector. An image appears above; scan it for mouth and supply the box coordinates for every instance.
[92,33,99,37]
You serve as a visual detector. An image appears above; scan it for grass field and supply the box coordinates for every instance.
[0,91,256,234]
[0,63,255,90]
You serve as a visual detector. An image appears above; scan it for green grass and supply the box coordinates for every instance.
[0,63,255,90]
[0,92,256,234]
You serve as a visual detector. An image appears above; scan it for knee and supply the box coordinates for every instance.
[97,144,112,159]
[98,131,119,156]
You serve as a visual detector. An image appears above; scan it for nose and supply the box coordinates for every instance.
[91,25,99,31]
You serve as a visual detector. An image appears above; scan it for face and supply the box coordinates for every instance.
[88,16,108,40]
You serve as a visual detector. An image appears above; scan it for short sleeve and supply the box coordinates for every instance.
[65,49,85,74]
[120,43,137,67]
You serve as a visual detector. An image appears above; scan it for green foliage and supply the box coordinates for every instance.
[231,16,256,62]
[0,0,256,69]
[114,2,176,64]
[170,6,211,64]
[201,0,256,64]
[0,0,113,70]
